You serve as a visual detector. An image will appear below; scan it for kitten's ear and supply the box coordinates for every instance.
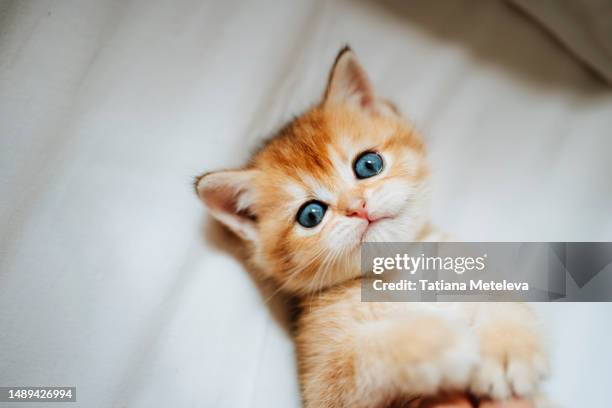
[323,46,398,116]
[195,169,259,242]
[323,46,377,112]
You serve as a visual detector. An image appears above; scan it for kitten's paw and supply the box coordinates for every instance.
[470,320,549,400]
[368,314,479,396]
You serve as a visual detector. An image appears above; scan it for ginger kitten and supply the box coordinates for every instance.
[196,47,549,407]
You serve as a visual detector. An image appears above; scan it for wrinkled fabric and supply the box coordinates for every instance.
[510,0,612,85]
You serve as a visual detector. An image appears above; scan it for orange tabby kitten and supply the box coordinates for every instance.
[196,47,549,407]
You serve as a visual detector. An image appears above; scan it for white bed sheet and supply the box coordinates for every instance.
[1,0,611,407]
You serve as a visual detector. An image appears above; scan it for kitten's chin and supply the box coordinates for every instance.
[360,217,396,243]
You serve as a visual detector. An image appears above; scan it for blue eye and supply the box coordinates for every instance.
[354,151,384,179]
[297,201,327,228]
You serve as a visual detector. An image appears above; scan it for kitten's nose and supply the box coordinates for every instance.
[346,199,369,220]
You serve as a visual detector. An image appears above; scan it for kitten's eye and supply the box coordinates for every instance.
[296,201,327,228]
[354,151,384,179]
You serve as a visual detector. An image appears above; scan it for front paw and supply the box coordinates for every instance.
[470,318,549,400]
[373,314,479,396]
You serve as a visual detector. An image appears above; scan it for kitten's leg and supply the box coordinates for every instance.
[466,303,549,400]
[298,300,478,408]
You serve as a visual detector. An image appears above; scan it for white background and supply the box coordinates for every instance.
[1,0,611,406]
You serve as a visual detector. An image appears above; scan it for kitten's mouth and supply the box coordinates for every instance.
[360,216,393,241]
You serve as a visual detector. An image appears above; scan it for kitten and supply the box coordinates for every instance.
[196,47,548,407]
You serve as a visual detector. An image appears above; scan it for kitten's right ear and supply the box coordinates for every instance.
[323,46,376,111]
[323,46,398,117]
[195,169,259,242]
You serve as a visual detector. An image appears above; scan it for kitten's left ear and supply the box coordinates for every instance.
[323,46,395,116]
[195,169,259,242]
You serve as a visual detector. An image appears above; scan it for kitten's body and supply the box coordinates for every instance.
[197,48,548,407]
[297,281,545,407]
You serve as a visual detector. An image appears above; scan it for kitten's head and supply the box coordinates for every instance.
[196,47,430,294]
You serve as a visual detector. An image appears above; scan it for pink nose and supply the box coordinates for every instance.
[346,200,369,220]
